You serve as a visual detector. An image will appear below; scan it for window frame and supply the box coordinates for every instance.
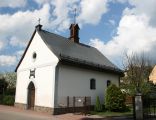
[107,80,111,87]
[32,52,37,62]
[90,78,96,90]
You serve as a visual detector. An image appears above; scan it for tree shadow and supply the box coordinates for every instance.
[80,117,112,120]
[80,116,133,120]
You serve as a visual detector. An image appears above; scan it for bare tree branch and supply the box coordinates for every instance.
[121,52,152,95]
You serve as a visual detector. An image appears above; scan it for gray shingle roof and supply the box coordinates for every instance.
[38,29,123,74]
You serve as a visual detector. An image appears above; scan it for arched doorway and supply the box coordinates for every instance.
[27,82,35,110]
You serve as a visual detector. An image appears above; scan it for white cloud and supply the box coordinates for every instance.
[16,50,24,56]
[90,14,156,63]
[50,0,71,31]
[15,50,24,61]
[0,4,51,48]
[0,41,4,50]
[9,36,27,47]
[5,0,156,68]
[33,0,51,4]
[127,0,156,26]
[0,0,26,8]
[109,19,116,26]
[50,0,79,31]
[0,0,110,68]
[0,0,110,51]
[32,0,79,31]
[0,0,80,49]
[33,0,109,27]
[114,0,128,3]
[0,55,16,66]
[77,0,108,25]
[89,0,156,65]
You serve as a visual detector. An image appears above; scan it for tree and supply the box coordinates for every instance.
[121,53,153,96]
[94,96,103,112]
[0,77,8,95]
[3,72,16,89]
[0,72,16,95]
[105,84,126,112]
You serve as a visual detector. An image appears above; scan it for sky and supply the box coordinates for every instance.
[0,0,156,72]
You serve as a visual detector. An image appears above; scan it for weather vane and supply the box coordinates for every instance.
[38,18,41,25]
[74,8,77,24]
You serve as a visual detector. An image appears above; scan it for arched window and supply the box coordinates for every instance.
[90,79,96,90]
[32,52,37,62]
[107,80,111,87]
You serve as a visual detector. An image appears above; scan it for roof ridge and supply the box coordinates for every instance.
[41,29,69,40]
[39,29,92,49]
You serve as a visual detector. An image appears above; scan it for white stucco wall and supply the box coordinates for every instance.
[56,65,119,106]
[15,31,59,108]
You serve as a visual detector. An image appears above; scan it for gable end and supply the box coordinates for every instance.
[15,30,36,72]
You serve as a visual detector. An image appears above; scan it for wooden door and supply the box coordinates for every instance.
[28,82,35,110]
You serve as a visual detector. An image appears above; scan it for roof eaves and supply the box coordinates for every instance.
[60,54,124,76]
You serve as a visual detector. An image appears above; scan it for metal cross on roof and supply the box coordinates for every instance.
[38,18,41,25]
[74,8,77,24]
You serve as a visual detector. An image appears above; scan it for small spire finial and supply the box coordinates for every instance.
[74,8,77,24]
[36,18,42,30]
[38,18,41,25]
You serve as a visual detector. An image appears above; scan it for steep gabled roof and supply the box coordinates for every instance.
[15,26,123,75]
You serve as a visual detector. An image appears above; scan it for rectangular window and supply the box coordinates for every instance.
[107,80,111,87]
[90,79,96,89]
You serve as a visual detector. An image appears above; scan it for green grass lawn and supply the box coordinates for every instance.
[90,110,133,117]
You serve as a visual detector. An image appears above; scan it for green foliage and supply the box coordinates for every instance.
[0,95,3,104]
[105,84,126,112]
[5,88,16,95]
[0,73,16,106]
[2,95,15,106]
[94,96,103,112]
[121,53,153,96]
[120,81,151,96]
[147,82,156,98]
[0,78,8,94]
[0,72,16,96]
[3,72,16,89]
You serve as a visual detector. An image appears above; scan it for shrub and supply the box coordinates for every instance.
[0,78,8,94]
[0,95,3,104]
[2,95,15,106]
[105,84,126,112]
[5,88,16,95]
[94,96,103,112]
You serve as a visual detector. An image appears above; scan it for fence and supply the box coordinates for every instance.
[125,96,133,105]
[143,96,156,120]
[57,96,91,114]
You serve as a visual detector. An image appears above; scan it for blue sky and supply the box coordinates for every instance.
[0,0,156,72]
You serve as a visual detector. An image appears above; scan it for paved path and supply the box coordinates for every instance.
[0,105,133,120]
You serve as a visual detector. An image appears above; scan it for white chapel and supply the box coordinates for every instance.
[15,23,123,114]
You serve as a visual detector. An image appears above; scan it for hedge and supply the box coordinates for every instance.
[105,84,126,112]
[2,95,15,106]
